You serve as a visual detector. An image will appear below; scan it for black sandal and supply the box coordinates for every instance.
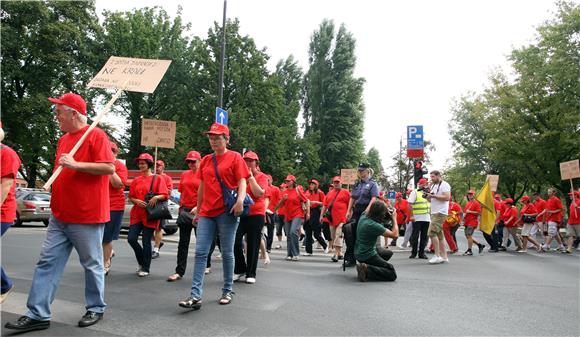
[219,291,235,305]
[178,296,202,310]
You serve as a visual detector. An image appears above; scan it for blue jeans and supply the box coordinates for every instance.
[26,216,106,321]
[1,222,13,294]
[127,222,155,273]
[284,217,302,257]
[190,213,239,298]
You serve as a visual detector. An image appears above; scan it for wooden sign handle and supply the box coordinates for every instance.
[43,84,126,191]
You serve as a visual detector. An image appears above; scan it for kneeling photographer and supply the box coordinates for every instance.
[354,200,398,282]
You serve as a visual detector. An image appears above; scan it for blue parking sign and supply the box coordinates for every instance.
[407,125,424,149]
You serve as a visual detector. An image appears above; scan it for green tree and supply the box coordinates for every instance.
[1,0,102,186]
[366,147,389,189]
[303,20,366,182]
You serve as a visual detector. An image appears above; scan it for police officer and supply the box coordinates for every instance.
[345,163,379,267]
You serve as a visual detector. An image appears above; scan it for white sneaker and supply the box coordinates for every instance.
[324,247,329,254]
[275,244,282,249]
[429,256,444,264]
[264,256,271,265]
[291,256,299,261]
[286,256,292,261]
[233,274,243,282]
[138,270,149,277]
[442,257,449,263]
[302,253,313,256]
[204,268,211,275]
[245,277,256,284]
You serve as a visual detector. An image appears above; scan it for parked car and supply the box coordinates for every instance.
[14,188,51,226]
[121,192,179,235]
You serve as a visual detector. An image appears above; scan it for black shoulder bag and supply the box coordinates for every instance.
[323,190,341,222]
[146,175,173,221]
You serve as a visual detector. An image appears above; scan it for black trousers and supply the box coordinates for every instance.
[483,228,498,250]
[265,213,276,251]
[304,208,327,253]
[410,221,430,256]
[345,204,367,263]
[358,247,397,281]
[174,208,216,276]
[127,222,155,272]
[234,215,265,278]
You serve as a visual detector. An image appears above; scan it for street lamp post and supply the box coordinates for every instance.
[218,0,227,108]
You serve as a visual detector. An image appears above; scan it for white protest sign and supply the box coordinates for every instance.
[560,160,580,180]
[88,56,171,93]
[487,175,499,192]
[141,119,176,149]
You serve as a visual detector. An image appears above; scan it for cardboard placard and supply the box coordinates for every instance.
[88,56,171,93]
[560,160,580,180]
[141,119,176,149]
[487,175,499,192]
[341,169,358,185]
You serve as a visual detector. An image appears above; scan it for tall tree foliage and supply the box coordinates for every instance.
[448,1,580,201]
[303,20,366,184]
[1,0,102,187]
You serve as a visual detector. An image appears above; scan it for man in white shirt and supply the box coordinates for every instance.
[424,170,451,264]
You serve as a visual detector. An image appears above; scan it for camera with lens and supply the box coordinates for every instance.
[381,206,395,230]
[418,186,430,199]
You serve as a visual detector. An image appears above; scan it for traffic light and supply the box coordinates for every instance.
[413,160,427,187]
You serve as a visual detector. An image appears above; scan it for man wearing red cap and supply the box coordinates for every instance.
[393,192,411,248]
[152,160,173,259]
[565,191,580,254]
[408,178,431,259]
[102,142,128,275]
[538,188,566,251]
[462,190,485,256]
[1,122,22,304]
[6,93,114,332]
[519,196,542,252]
[532,192,548,247]
[499,198,523,251]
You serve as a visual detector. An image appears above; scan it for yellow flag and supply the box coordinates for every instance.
[476,178,496,235]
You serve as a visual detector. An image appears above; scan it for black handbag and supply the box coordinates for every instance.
[522,215,536,224]
[324,189,341,222]
[145,175,173,221]
[212,154,254,217]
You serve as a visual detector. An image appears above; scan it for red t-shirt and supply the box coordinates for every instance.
[128,174,169,229]
[179,169,201,209]
[160,173,173,191]
[546,196,563,223]
[281,187,307,221]
[109,160,128,211]
[1,144,21,222]
[51,126,114,224]
[198,151,250,217]
[248,172,269,216]
[463,200,481,227]
[503,206,519,227]
[520,203,537,216]
[499,201,510,221]
[323,188,351,226]
[534,198,547,222]
[568,199,580,225]
[395,199,410,224]
[306,190,325,209]
[266,185,281,213]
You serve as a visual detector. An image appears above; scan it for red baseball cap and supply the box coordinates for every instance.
[156,160,165,167]
[504,198,514,204]
[205,123,230,137]
[418,178,428,185]
[243,151,259,161]
[495,194,501,198]
[48,93,87,116]
[135,153,154,162]
[396,192,402,198]
[332,176,341,183]
[308,179,319,187]
[467,189,476,195]
[521,195,530,202]
[185,151,201,161]
[568,191,580,197]
[284,175,296,183]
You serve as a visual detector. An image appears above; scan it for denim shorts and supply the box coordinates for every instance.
[103,210,124,243]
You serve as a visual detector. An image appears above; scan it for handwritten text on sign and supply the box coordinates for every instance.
[341,169,358,185]
[560,160,580,180]
[88,56,171,93]
[487,175,500,192]
[141,119,176,149]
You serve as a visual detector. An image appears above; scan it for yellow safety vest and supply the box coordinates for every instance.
[411,189,430,215]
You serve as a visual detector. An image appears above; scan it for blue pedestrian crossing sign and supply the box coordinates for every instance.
[216,107,228,126]
[407,125,424,149]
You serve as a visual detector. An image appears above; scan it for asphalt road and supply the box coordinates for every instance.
[1,223,579,336]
